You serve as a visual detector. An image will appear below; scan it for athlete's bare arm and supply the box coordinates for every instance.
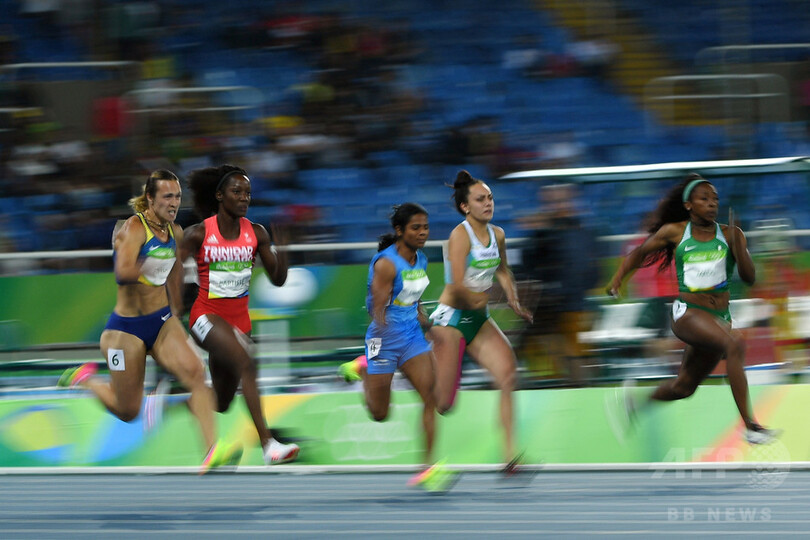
[607,222,685,297]
[255,223,288,287]
[369,258,397,327]
[493,226,532,322]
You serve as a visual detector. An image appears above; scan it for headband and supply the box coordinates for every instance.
[682,178,707,203]
[215,170,244,193]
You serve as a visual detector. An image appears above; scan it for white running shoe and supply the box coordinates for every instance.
[143,378,171,434]
[604,379,637,444]
[263,438,300,465]
[745,426,782,445]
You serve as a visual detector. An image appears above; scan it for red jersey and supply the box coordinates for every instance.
[191,216,257,334]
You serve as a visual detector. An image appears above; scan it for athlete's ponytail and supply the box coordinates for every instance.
[449,169,482,216]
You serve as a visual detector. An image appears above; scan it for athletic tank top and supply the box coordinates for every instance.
[444,221,501,293]
[676,222,735,293]
[366,244,429,326]
[119,213,176,287]
[196,216,257,299]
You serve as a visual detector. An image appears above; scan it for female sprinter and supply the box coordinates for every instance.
[59,169,240,472]
[607,173,780,444]
[339,203,455,492]
[429,170,533,472]
[178,164,300,465]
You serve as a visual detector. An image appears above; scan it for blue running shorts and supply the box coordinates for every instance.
[364,322,432,375]
[104,306,172,350]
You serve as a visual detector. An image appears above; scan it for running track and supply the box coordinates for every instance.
[1,467,808,538]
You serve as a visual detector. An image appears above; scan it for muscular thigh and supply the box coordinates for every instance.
[100,329,147,402]
[399,352,435,401]
[150,318,204,381]
[679,344,724,384]
[191,313,252,360]
[364,372,394,408]
[429,326,463,380]
[672,308,733,353]
[466,319,516,378]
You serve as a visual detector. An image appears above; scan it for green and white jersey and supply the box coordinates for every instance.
[444,221,501,293]
[676,222,735,293]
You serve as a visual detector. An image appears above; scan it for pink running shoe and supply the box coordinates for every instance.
[57,363,98,389]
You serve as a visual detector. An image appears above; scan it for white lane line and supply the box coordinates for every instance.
[1,462,808,475]
[1,529,808,536]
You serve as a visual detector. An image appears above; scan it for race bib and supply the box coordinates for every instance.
[683,249,727,291]
[107,348,125,372]
[366,337,382,359]
[191,314,214,343]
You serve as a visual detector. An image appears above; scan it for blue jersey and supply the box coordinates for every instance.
[366,244,429,331]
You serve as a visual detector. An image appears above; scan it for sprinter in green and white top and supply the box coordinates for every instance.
[676,221,735,297]
[429,170,533,473]
[607,173,780,446]
[444,220,501,293]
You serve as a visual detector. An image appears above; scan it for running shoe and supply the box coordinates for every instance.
[500,453,537,485]
[745,425,783,445]
[200,440,244,475]
[263,438,300,465]
[338,358,362,382]
[501,453,523,476]
[143,377,171,434]
[604,379,636,444]
[408,460,458,493]
[57,363,97,389]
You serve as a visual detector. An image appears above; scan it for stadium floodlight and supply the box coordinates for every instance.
[500,156,810,184]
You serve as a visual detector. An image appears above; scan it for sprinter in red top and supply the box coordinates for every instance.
[176,164,299,465]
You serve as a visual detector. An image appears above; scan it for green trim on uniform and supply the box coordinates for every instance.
[678,298,732,324]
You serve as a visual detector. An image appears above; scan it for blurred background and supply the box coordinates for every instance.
[0,0,809,393]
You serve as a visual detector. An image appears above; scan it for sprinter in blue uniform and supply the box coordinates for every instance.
[339,203,455,492]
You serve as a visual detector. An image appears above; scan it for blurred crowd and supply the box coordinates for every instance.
[0,0,635,262]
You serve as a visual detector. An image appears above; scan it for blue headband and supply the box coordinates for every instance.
[682,178,707,203]
[215,170,244,193]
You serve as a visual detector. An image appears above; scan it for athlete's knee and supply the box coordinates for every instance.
[216,394,234,413]
[670,380,697,399]
[724,334,746,362]
[493,362,517,392]
[421,393,437,414]
[367,402,390,422]
[179,358,207,387]
[437,402,454,415]
[240,355,258,377]
[117,401,142,422]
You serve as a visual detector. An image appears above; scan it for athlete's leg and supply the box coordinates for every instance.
[466,319,518,461]
[669,307,757,428]
[429,325,465,414]
[363,370,395,421]
[94,330,148,421]
[399,352,436,464]
[650,344,722,401]
[151,318,216,450]
[191,314,273,447]
[207,351,241,412]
